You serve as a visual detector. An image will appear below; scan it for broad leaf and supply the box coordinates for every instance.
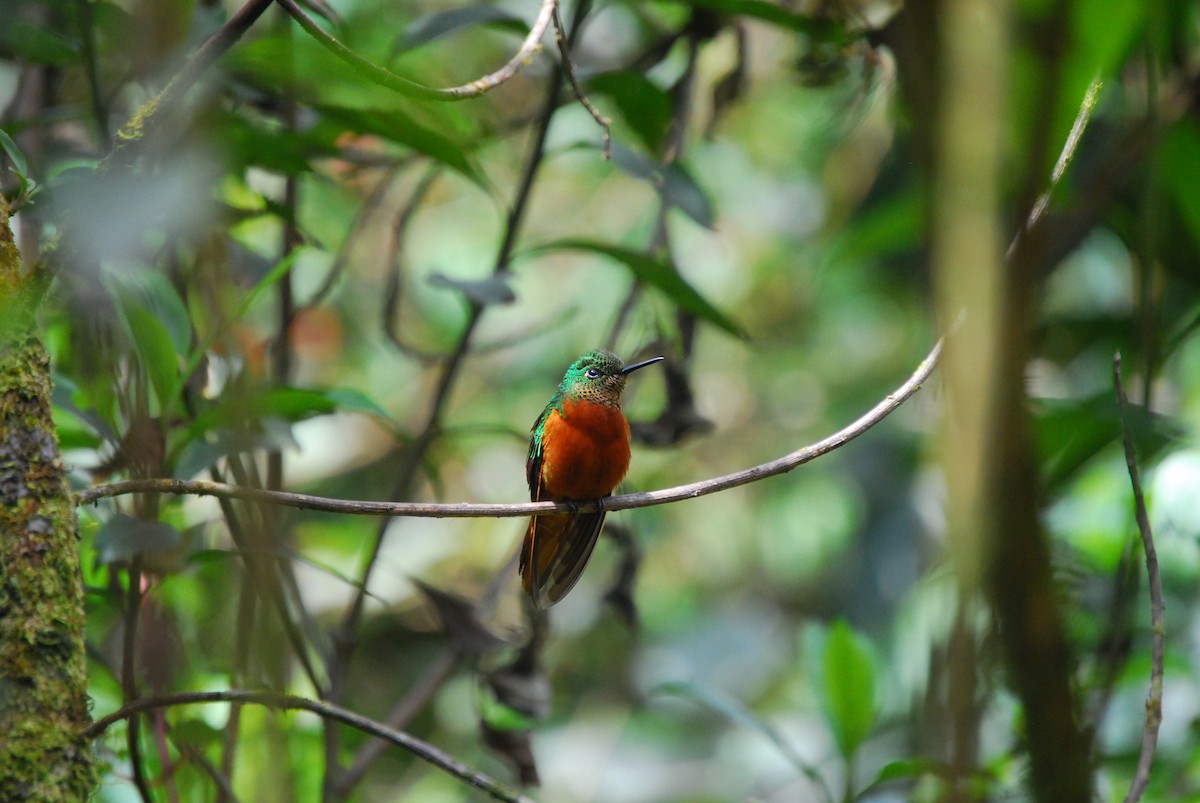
[860,757,944,796]
[397,6,526,50]
[0,128,29,177]
[1034,393,1183,494]
[610,143,717,230]
[314,105,481,185]
[0,19,78,65]
[586,72,672,154]
[94,514,182,564]
[123,304,182,411]
[528,238,744,337]
[105,267,192,355]
[652,0,844,38]
[428,272,516,305]
[821,619,877,759]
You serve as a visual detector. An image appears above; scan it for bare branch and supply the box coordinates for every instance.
[1012,77,1102,248]
[552,5,611,159]
[1114,353,1165,803]
[78,339,941,514]
[274,0,558,101]
[84,689,533,803]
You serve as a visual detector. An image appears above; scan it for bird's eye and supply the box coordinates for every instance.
[585,367,601,379]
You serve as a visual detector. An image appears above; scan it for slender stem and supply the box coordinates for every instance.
[1011,77,1102,250]
[121,559,154,803]
[552,4,611,158]
[333,651,461,797]
[1114,353,1165,803]
[84,690,535,803]
[269,12,300,494]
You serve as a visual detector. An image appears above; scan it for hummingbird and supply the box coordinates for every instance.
[520,350,664,608]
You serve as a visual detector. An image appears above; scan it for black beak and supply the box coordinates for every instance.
[621,356,665,375]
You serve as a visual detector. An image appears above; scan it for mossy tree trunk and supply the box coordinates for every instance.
[0,201,98,799]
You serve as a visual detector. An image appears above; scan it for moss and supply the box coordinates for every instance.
[0,202,100,799]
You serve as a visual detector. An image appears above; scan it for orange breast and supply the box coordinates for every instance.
[538,398,631,499]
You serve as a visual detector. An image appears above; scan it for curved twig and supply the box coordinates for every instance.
[1114,353,1165,803]
[77,339,941,513]
[274,0,557,101]
[551,5,611,158]
[84,689,533,803]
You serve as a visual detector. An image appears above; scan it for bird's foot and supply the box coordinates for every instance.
[561,498,603,515]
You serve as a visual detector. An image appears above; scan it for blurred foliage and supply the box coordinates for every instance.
[3,0,1200,800]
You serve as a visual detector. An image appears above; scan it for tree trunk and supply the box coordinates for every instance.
[0,201,98,799]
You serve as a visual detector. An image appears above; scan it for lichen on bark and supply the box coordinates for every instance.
[0,201,99,800]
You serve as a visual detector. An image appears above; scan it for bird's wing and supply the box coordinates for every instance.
[521,407,607,607]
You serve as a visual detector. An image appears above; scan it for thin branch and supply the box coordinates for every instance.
[1114,353,1165,803]
[1007,70,1199,278]
[310,167,399,310]
[84,689,534,803]
[382,168,442,361]
[1014,76,1102,243]
[333,650,461,797]
[78,339,941,515]
[121,559,154,803]
[552,5,611,159]
[273,0,557,101]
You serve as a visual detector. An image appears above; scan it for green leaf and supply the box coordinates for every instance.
[527,239,744,337]
[661,164,717,230]
[0,19,79,65]
[183,388,392,457]
[609,143,717,230]
[859,757,943,796]
[172,719,223,748]
[1071,0,1143,77]
[0,127,37,203]
[651,0,845,38]
[1034,393,1183,494]
[105,267,192,355]
[0,128,29,177]
[173,425,299,480]
[1159,120,1200,252]
[94,514,182,564]
[397,6,526,50]
[221,112,332,175]
[428,272,516,305]
[170,249,300,419]
[479,698,539,732]
[821,619,876,758]
[314,104,481,185]
[322,388,393,420]
[586,72,672,153]
[122,302,183,412]
[239,387,340,420]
